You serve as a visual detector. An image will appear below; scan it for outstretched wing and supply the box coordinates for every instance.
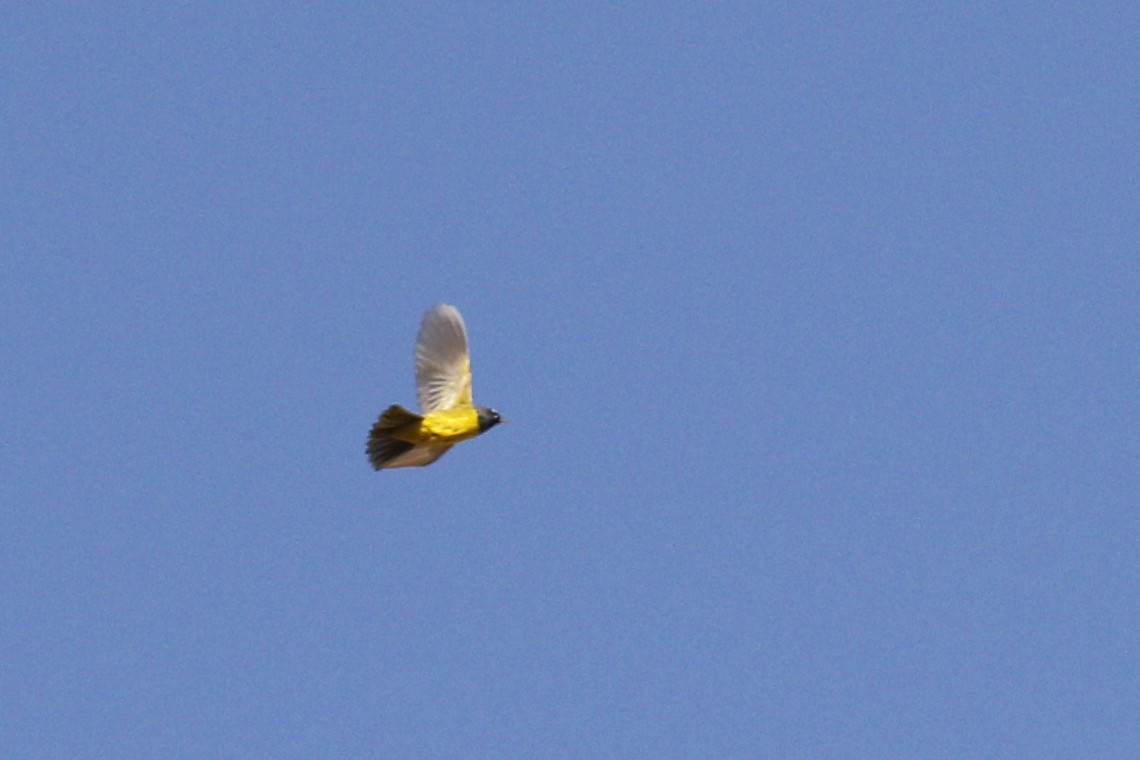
[415,304,473,413]
[378,442,454,469]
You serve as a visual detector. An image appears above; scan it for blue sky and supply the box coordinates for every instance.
[4,3,1138,757]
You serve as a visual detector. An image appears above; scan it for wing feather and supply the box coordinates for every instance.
[380,443,454,469]
[415,304,473,412]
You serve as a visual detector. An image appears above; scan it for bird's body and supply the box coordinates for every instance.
[367,305,501,470]
[415,405,484,441]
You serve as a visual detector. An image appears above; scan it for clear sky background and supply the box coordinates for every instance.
[4,3,1138,757]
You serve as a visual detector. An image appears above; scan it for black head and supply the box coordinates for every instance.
[476,407,502,432]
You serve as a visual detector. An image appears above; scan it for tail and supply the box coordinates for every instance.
[366,405,423,470]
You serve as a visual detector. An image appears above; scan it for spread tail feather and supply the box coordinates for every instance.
[367,405,423,469]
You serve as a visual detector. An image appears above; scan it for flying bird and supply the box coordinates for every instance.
[367,304,502,469]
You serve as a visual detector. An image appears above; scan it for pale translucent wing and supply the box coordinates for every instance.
[415,304,473,412]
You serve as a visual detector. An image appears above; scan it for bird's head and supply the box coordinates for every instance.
[477,407,503,432]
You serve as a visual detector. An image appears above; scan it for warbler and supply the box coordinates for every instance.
[367,304,502,469]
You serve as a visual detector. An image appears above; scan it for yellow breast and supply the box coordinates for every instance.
[419,406,482,442]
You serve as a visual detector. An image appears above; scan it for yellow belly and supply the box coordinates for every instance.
[418,406,482,442]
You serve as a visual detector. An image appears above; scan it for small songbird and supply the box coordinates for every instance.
[367,304,502,469]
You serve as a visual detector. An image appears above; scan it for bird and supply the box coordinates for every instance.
[366,304,502,469]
